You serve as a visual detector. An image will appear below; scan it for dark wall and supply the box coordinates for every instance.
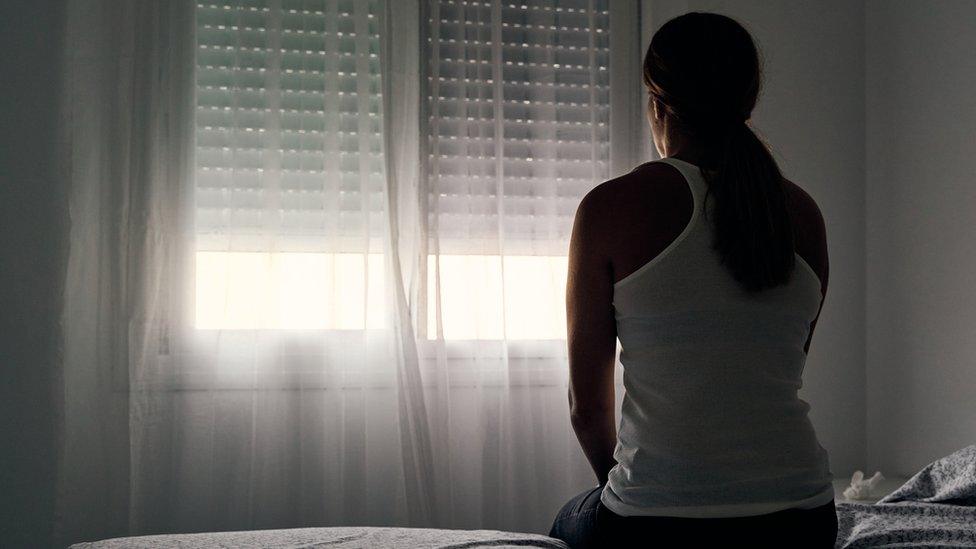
[866,0,976,475]
[0,0,68,546]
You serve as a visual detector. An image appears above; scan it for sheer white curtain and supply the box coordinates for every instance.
[417,0,613,532]
[58,1,197,543]
[57,0,638,545]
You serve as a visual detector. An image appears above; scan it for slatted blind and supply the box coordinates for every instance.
[195,0,385,253]
[426,0,611,256]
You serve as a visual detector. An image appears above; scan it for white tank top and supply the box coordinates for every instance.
[600,157,834,518]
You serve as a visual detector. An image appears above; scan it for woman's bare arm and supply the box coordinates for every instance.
[565,189,619,485]
[787,181,829,354]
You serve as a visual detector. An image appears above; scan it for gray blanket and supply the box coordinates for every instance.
[836,445,976,548]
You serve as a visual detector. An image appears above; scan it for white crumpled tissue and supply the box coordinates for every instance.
[843,470,885,500]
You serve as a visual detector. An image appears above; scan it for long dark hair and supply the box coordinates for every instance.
[644,12,794,292]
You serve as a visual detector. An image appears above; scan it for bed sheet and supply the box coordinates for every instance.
[69,527,569,549]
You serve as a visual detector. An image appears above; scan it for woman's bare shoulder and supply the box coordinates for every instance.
[576,162,687,219]
[572,162,692,265]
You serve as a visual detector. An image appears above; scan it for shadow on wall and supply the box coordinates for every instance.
[0,0,69,548]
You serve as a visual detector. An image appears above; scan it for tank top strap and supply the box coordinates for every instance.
[612,157,708,290]
[653,156,708,208]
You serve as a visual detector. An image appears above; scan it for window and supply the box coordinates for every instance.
[193,0,611,339]
[194,0,385,329]
[425,0,610,340]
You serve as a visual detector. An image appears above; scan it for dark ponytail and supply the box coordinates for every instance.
[644,12,795,292]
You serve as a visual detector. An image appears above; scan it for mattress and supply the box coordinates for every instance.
[68,527,569,549]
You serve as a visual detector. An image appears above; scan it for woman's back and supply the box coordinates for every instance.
[597,156,833,517]
[550,11,838,548]
[601,159,828,299]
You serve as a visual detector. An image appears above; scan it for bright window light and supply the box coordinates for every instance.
[196,253,568,339]
[426,255,569,340]
[195,252,386,330]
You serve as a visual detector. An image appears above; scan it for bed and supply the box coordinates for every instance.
[835,445,976,548]
[68,527,569,548]
[71,446,976,548]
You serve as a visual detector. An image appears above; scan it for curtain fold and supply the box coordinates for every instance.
[379,0,438,526]
[58,0,197,544]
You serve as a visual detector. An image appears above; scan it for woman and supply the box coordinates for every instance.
[549,12,837,549]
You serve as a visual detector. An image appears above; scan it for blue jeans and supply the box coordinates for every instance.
[548,486,611,548]
[549,486,838,549]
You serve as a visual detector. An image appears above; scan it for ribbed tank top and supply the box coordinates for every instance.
[600,157,834,518]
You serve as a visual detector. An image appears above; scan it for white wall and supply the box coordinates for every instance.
[866,0,976,475]
[647,0,868,477]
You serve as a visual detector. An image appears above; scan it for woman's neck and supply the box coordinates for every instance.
[662,132,722,170]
